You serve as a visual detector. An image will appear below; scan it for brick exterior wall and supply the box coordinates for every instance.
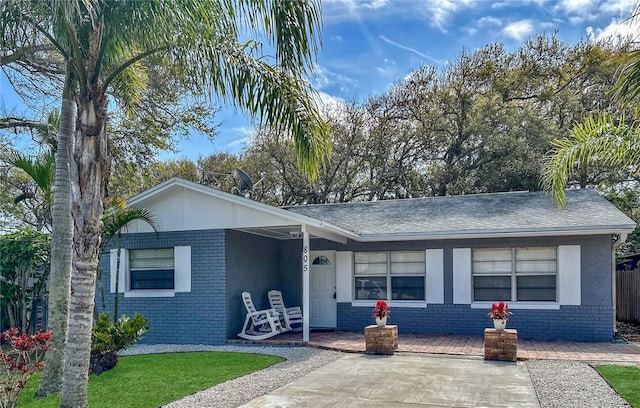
[337,303,613,341]
[98,229,227,345]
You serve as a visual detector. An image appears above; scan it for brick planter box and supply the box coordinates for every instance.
[484,328,517,362]
[364,325,399,355]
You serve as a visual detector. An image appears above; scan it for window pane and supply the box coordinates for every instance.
[515,247,557,274]
[473,261,512,274]
[516,260,557,274]
[390,251,425,263]
[354,277,387,300]
[355,252,387,264]
[517,275,556,301]
[312,256,331,265]
[355,263,387,275]
[130,248,174,269]
[391,277,425,300]
[515,247,556,261]
[473,249,512,274]
[473,248,511,262]
[130,270,174,290]
[473,276,511,301]
[391,262,425,275]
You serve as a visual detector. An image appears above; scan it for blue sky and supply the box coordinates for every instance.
[1,0,636,160]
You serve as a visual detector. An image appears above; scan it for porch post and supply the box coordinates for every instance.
[302,225,310,342]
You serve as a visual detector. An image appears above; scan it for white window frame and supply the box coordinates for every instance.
[471,247,558,303]
[110,246,191,298]
[353,251,426,302]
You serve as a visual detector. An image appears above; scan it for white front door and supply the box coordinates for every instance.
[310,251,336,328]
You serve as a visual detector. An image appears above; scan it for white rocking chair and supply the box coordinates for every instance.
[268,290,303,332]
[238,291,288,340]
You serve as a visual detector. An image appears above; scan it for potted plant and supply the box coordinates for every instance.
[488,301,512,331]
[373,300,390,327]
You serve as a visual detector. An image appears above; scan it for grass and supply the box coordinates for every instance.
[17,351,284,408]
[596,365,640,408]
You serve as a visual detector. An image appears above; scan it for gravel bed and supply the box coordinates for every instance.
[526,360,631,408]
[120,344,343,407]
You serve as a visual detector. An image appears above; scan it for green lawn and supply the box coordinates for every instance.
[18,351,284,408]
[596,365,640,408]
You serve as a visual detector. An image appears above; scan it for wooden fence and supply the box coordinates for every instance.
[617,268,640,322]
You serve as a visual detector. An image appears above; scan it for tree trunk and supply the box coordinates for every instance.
[60,92,110,408]
[37,96,75,397]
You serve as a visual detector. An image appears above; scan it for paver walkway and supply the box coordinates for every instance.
[228,330,640,363]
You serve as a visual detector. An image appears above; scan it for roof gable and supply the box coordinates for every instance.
[125,178,355,242]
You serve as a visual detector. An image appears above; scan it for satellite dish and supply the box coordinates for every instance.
[235,168,254,193]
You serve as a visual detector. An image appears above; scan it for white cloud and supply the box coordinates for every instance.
[331,35,344,42]
[587,19,639,43]
[503,20,534,41]
[375,58,398,78]
[314,91,345,112]
[477,16,502,28]
[555,0,597,14]
[310,65,355,91]
[599,0,636,15]
[422,0,475,32]
[223,127,254,150]
[379,35,444,64]
[363,0,390,10]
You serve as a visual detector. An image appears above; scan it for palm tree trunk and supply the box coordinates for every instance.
[37,96,75,397]
[60,92,110,408]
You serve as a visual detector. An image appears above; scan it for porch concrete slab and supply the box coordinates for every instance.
[241,353,539,407]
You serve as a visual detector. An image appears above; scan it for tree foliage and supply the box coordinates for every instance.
[0,229,50,333]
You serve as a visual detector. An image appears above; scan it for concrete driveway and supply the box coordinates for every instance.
[241,353,539,407]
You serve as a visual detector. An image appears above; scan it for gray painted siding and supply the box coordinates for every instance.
[312,234,614,341]
[98,230,226,345]
[225,230,282,338]
[279,239,303,306]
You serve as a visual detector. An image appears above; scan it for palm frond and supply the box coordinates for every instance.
[615,49,640,103]
[102,198,159,239]
[233,0,322,74]
[6,150,55,195]
[172,38,330,178]
[110,57,148,118]
[542,112,640,207]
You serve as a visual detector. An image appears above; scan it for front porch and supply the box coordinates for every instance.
[228,330,640,363]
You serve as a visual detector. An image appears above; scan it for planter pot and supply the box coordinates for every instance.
[493,318,507,331]
[375,316,388,327]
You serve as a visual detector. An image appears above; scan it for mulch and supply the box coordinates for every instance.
[617,320,640,343]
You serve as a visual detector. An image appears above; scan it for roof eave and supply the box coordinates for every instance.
[354,225,637,242]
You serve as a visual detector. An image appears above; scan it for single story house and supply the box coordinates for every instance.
[98,177,636,343]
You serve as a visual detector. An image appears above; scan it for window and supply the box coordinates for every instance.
[129,248,175,290]
[472,247,557,302]
[354,251,425,300]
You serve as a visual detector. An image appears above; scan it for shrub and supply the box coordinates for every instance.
[90,313,149,374]
[0,328,52,408]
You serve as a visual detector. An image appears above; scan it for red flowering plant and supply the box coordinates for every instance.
[487,301,512,321]
[372,300,390,319]
[0,328,53,408]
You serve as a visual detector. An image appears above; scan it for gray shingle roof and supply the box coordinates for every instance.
[284,189,636,239]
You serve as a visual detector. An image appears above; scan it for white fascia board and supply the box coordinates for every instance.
[127,177,184,206]
[307,225,348,244]
[127,177,357,240]
[355,226,636,242]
